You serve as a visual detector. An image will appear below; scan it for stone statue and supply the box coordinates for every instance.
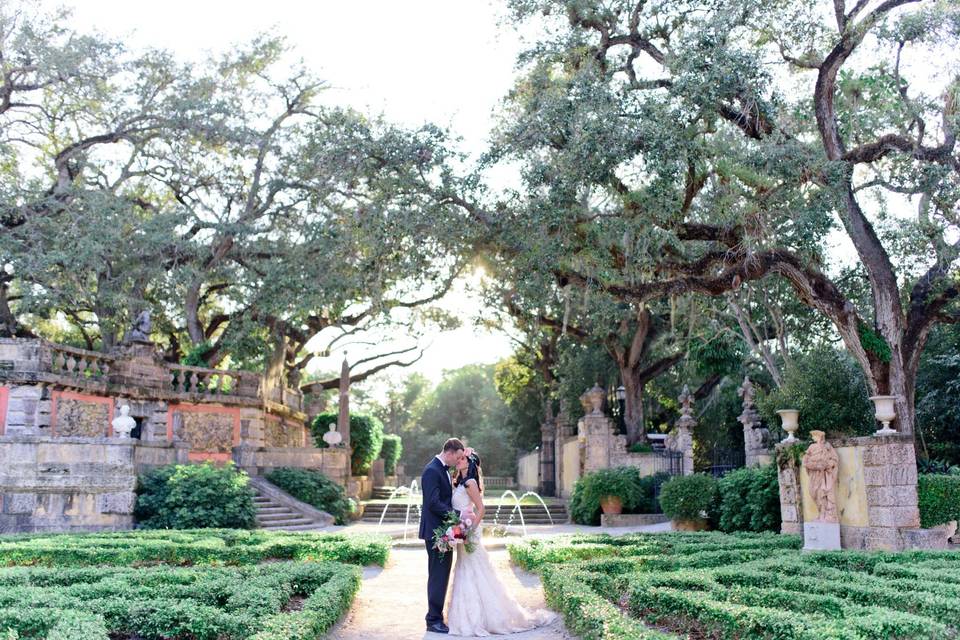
[125,310,152,343]
[322,423,343,447]
[738,376,771,455]
[802,430,840,523]
[111,405,137,439]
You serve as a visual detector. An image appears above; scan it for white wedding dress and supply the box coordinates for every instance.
[446,482,555,636]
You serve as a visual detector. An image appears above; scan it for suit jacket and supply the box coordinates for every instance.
[419,456,453,540]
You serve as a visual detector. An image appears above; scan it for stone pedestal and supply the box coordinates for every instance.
[580,413,614,474]
[804,522,841,550]
[371,458,386,487]
[108,341,167,391]
[778,434,924,550]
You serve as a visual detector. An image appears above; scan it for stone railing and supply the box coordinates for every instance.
[167,364,260,399]
[46,343,116,382]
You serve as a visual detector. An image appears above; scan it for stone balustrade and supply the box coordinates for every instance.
[47,343,116,382]
[167,364,260,398]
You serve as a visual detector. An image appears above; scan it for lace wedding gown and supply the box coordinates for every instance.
[446,483,555,636]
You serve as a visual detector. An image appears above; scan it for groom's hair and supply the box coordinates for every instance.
[441,438,465,453]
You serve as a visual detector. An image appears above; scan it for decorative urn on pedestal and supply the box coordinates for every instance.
[870,395,898,435]
[777,409,800,443]
[585,384,605,416]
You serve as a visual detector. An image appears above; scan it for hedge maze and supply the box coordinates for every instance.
[509,532,960,640]
[0,530,390,639]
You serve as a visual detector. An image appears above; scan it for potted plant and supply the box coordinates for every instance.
[658,474,719,531]
[590,467,640,516]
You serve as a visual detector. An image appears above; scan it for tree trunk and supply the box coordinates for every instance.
[621,370,645,445]
[0,279,17,337]
[184,282,205,345]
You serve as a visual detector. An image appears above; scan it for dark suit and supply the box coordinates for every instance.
[420,456,454,626]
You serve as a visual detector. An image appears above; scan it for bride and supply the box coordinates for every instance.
[446,450,555,636]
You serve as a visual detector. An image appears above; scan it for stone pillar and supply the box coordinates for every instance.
[579,385,614,474]
[738,377,772,467]
[776,451,803,535]
[108,341,167,391]
[337,354,350,449]
[539,419,557,496]
[670,385,696,476]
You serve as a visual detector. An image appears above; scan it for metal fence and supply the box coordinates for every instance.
[706,446,746,477]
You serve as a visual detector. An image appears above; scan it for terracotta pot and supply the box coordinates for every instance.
[599,495,623,515]
[672,518,708,531]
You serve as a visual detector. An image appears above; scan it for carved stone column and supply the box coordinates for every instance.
[738,376,772,467]
[670,385,696,475]
[578,385,614,474]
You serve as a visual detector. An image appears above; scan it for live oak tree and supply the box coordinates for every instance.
[0,4,468,384]
[481,0,960,436]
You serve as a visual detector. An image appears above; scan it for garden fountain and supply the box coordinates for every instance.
[375,483,555,539]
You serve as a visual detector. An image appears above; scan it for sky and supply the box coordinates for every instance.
[52,0,525,386]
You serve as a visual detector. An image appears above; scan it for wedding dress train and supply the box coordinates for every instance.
[446,485,555,636]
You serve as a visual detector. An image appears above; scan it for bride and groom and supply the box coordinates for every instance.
[419,438,553,636]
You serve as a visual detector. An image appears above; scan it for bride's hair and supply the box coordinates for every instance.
[458,452,484,494]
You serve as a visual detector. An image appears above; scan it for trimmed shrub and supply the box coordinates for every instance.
[265,467,352,525]
[716,464,781,533]
[0,562,359,640]
[379,434,403,476]
[135,462,256,530]
[313,412,384,475]
[569,467,668,525]
[757,346,874,438]
[658,474,719,523]
[0,529,389,568]
[918,473,960,528]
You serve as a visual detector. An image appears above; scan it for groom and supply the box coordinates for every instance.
[420,438,466,634]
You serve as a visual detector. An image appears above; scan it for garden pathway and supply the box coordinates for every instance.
[328,546,571,640]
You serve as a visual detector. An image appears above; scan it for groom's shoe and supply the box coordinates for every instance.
[426,622,449,634]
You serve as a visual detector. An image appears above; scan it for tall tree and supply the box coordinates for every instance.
[470,0,960,436]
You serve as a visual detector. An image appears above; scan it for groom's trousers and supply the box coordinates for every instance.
[425,541,454,625]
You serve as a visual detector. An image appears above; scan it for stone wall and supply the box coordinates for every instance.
[517,450,539,492]
[0,337,348,533]
[777,434,921,550]
[558,438,581,498]
[233,446,349,486]
[0,436,136,533]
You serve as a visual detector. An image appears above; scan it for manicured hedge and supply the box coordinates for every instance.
[918,473,960,528]
[509,531,960,639]
[0,561,359,640]
[380,434,403,476]
[135,462,256,530]
[265,467,353,525]
[313,412,384,475]
[569,467,669,525]
[658,474,719,523]
[0,529,390,567]
[716,464,781,533]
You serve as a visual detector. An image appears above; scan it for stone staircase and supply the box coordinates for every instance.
[360,501,568,525]
[250,478,333,532]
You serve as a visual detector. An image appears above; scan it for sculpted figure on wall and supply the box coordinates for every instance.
[802,430,840,523]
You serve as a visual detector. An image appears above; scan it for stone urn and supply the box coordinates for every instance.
[585,384,605,415]
[599,495,623,515]
[672,518,709,532]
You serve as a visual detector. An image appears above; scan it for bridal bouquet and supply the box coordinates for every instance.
[432,508,479,559]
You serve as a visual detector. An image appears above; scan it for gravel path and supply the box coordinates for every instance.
[328,546,570,640]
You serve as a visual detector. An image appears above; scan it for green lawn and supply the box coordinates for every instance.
[509,532,960,640]
[0,529,390,639]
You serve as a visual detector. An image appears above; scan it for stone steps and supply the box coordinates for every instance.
[251,485,328,531]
